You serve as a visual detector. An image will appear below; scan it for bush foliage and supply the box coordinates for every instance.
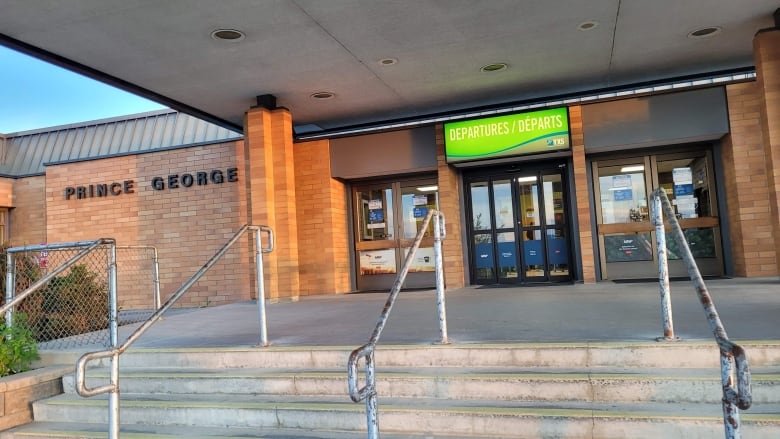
[0,313,39,377]
[1,245,109,347]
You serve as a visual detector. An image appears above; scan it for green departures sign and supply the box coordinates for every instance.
[444,107,570,162]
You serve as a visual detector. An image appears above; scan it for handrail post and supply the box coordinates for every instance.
[651,193,675,341]
[365,351,379,439]
[5,252,14,327]
[347,210,448,438]
[433,212,449,344]
[652,187,751,439]
[255,227,269,347]
[109,242,119,348]
[151,247,161,310]
[107,242,120,439]
[109,352,120,439]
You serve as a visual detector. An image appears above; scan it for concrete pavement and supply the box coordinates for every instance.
[117,277,780,349]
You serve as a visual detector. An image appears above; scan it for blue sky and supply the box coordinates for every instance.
[0,45,167,134]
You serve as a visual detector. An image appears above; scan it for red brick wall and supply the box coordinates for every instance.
[754,29,780,274]
[44,141,252,309]
[0,179,13,207]
[245,107,301,300]
[10,176,47,246]
[569,106,596,283]
[723,82,777,276]
[294,139,351,295]
[435,125,465,288]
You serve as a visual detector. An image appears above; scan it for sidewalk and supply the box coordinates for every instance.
[122,277,780,349]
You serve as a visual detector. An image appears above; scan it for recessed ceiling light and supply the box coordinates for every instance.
[310,91,335,100]
[210,29,246,42]
[379,58,398,66]
[578,21,599,31]
[480,63,508,73]
[688,26,721,38]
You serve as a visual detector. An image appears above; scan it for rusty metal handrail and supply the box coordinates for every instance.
[651,187,751,439]
[347,209,447,439]
[75,224,273,439]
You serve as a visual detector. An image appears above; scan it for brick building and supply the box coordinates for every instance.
[1,26,778,308]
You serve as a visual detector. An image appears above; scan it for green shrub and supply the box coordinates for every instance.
[0,313,40,377]
[1,244,109,344]
[31,264,109,342]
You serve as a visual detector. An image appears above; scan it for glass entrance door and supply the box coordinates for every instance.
[592,149,723,279]
[467,168,571,284]
[353,177,439,291]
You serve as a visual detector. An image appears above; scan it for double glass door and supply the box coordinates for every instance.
[592,149,723,279]
[353,177,439,291]
[467,169,571,284]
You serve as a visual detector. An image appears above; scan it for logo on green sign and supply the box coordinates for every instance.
[444,107,570,162]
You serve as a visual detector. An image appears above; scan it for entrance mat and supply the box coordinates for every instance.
[612,276,731,284]
[476,281,574,289]
[348,287,435,294]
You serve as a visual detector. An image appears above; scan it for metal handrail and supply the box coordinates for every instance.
[651,187,751,439]
[3,239,116,327]
[347,209,447,439]
[75,224,273,439]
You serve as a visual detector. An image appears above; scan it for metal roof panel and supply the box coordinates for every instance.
[2,110,242,176]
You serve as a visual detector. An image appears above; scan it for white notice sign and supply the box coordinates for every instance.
[673,168,693,185]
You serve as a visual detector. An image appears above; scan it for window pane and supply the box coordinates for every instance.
[522,226,543,277]
[357,188,393,241]
[470,182,492,231]
[598,164,648,224]
[473,233,494,280]
[517,177,539,227]
[657,155,712,218]
[543,174,564,226]
[493,180,513,229]
[666,228,717,259]
[604,233,653,262]
[546,228,569,275]
[497,231,518,279]
[401,186,438,239]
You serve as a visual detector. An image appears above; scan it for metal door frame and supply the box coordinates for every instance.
[464,164,572,285]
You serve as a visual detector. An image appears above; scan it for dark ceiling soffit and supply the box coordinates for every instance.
[0,33,243,133]
[295,66,756,141]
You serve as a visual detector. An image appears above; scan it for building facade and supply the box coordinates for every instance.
[1,28,778,307]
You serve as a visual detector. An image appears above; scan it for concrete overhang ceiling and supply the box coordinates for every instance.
[0,0,778,135]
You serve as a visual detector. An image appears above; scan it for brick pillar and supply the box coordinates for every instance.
[293,139,351,295]
[569,106,596,283]
[754,27,780,275]
[245,107,300,300]
[436,125,465,288]
[722,83,777,276]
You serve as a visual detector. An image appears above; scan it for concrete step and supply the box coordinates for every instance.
[26,393,780,439]
[61,340,780,370]
[0,421,475,439]
[19,342,780,439]
[61,366,780,404]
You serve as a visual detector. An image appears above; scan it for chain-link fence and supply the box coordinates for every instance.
[1,242,160,350]
[116,246,160,326]
[2,243,112,349]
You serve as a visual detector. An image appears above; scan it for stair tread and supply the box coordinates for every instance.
[38,392,780,419]
[72,365,780,378]
[20,343,780,439]
[3,421,477,439]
